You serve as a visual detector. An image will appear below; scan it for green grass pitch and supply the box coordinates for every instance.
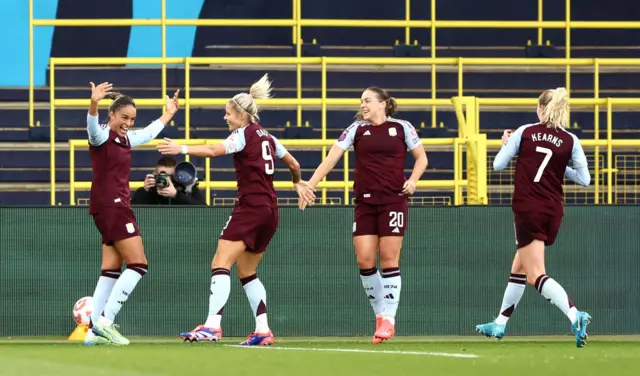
[1,336,639,376]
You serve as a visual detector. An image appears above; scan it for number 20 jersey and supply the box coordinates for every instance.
[222,123,287,207]
[511,122,580,215]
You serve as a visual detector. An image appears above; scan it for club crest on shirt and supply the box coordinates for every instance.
[388,127,397,137]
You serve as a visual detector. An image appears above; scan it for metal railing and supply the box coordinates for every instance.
[62,94,640,207]
[29,0,640,206]
[67,138,466,207]
[29,0,640,128]
[44,57,640,206]
[47,55,640,136]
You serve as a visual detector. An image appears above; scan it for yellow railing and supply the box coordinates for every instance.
[67,138,467,207]
[30,0,640,128]
[62,95,640,207]
[46,55,640,138]
[46,56,640,205]
[31,0,640,206]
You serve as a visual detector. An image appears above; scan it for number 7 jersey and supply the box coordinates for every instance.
[221,123,287,207]
[494,122,588,215]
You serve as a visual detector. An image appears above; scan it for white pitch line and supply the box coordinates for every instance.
[223,345,479,358]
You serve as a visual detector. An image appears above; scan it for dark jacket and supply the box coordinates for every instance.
[131,186,206,206]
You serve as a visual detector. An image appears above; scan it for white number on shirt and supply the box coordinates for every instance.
[262,140,275,175]
[534,146,553,183]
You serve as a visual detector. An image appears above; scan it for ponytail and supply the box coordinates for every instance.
[386,97,398,117]
[230,73,273,123]
[356,86,397,121]
[538,87,569,129]
[249,74,273,100]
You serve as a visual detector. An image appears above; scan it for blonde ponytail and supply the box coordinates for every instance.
[249,74,273,100]
[538,87,569,129]
[230,73,273,123]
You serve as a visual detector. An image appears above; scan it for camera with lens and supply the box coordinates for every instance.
[173,161,199,193]
[154,172,170,189]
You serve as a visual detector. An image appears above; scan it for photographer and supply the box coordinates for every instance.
[131,156,206,205]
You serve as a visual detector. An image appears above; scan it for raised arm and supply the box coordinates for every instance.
[87,81,112,146]
[128,90,181,148]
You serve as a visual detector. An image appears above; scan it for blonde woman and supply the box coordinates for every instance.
[158,74,306,346]
[475,87,592,348]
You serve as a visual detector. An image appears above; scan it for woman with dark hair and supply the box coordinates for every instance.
[84,81,180,346]
[300,86,428,344]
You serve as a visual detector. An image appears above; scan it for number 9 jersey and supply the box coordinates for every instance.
[494,122,589,216]
[221,123,287,207]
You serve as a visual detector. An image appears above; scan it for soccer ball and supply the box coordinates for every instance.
[72,296,93,326]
